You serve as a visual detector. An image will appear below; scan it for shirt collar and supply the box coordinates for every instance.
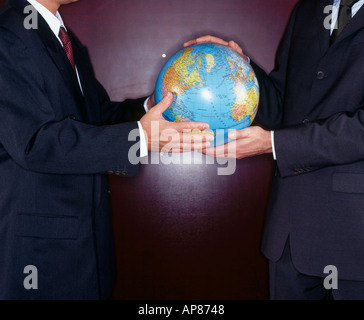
[26,0,66,39]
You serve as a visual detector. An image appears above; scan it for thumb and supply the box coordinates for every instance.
[153,92,174,115]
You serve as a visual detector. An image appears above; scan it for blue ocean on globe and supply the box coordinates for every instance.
[155,43,259,146]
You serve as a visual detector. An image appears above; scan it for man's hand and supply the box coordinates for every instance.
[184,35,249,63]
[140,92,215,152]
[202,126,272,159]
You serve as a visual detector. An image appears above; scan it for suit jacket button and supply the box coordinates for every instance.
[121,171,128,176]
[317,71,325,80]
[69,114,76,120]
[107,170,114,174]
[115,171,121,176]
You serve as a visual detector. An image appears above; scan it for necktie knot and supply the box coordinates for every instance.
[59,27,76,72]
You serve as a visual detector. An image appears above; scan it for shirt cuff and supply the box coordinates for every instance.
[137,121,148,158]
[271,130,277,160]
[143,97,150,113]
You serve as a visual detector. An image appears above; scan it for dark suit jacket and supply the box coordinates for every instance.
[0,0,146,299]
[251,0,364,280]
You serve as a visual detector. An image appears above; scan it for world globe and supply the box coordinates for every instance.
[155,43,260,146]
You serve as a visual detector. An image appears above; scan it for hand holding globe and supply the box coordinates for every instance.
[154,37,260,148]
[183,35,250,63]
[140,92,215,153]
[156,35,272,159]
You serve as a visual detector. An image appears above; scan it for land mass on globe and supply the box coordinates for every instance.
[155,43,260,146]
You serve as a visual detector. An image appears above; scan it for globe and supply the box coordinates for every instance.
[155,43,260,146]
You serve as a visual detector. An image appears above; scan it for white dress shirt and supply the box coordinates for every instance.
[271,0,364,160]
[26,0,148,158]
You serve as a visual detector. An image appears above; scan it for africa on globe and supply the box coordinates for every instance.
[155,43,260,146]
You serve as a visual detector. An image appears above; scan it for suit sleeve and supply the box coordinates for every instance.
[0,27,141,175]
[94,78,147,125]
[274,104,364,178]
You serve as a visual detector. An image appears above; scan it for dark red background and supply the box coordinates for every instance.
[0,0,298,299]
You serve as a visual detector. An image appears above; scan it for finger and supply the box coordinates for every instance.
[158,131,215,147]
[228,40,243,55]
[183,39,198,47]
[184,35,229,47]
[181,141,214,151]
[193,142,213,150]
[160,123,210,135]
[201,35,229,45]
[160,140,213,153]
[185,132,215,144]
[196,35,229,46]
[202,147,239,159]
[228,128,251,140]
[160,131,215,142]
[153,92,173,114]
[172,121,210,132]
[202,144,228,158]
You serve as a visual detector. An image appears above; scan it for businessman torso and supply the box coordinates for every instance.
[0,0,144,299]
[253,0,364,280]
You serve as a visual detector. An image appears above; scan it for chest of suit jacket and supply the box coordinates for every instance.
[283,0,364,127]
[18,22,102,125]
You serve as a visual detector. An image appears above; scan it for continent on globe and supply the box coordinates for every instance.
[155,43,260,147]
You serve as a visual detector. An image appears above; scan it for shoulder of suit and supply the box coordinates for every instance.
[0,6,29,39]
[0,5,25,27]
[0,5,41,52]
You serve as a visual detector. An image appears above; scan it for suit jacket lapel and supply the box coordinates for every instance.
[37,15,84,97]
[37,16,88,119]
[316,0,332,56]
[69,30,101,124]
[9,0,86,113]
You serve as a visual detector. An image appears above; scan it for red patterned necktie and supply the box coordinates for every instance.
[59,27,76,72]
